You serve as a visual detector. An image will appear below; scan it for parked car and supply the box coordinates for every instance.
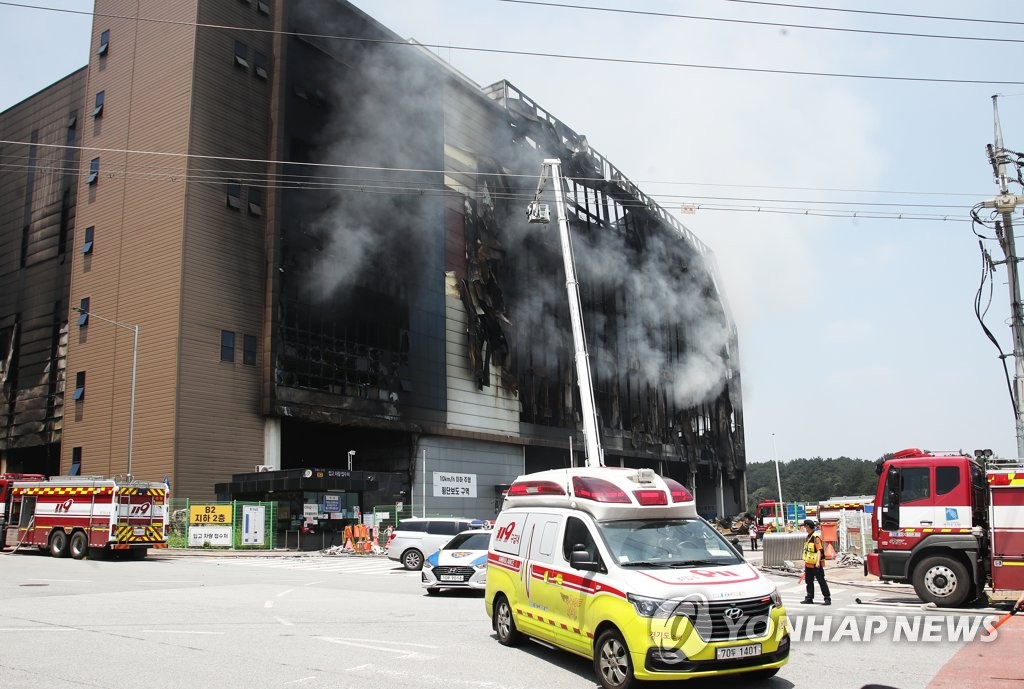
[386,517,482,570]
[422,529,491,594]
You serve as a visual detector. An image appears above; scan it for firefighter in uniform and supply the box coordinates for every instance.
[800,519,831,605]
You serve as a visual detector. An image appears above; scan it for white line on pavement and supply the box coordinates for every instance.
[316,636,439,659]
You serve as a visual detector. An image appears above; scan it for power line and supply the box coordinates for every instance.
[690,204,969,223]
[493,0,1024,45]
[0,157,973,223]
[0,156,976,209]
[721,0,1024,27]
[1,1,1022,85]
[0,140,982,212]
[1,143,986,198]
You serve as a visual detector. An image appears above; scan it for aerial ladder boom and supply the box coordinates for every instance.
[528,159,604,468]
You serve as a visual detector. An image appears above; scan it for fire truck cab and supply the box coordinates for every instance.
[2,475,169,559]
[867,448,1024,607]
[0,473,46,547]
[485,467,788,689]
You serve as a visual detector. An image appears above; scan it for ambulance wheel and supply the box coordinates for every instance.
[493,595,522,647]
[69,531,89,560]
[594,629,635,689]
[48,530,70,558]
[401,548,424,570]
[913,556,971,607]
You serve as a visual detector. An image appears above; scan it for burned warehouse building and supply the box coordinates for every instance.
[0,0,747,523]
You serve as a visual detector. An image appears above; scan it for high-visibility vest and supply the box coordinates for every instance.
[802,532,822,565]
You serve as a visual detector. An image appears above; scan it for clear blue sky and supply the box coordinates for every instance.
[3,0,1022,463]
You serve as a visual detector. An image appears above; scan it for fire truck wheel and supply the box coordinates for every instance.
[69,531,89,560]
[48,530,70,558]
[128,548,148,560]
[914,556,971,607]
[492,594,522,647]
[594,629,635,689]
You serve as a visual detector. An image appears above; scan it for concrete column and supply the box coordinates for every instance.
[263,417,281,469]
[716,469,725,519]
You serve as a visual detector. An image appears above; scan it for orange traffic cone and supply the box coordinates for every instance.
[824,543,836,560]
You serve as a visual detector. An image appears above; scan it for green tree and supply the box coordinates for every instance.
[745,455,878,513]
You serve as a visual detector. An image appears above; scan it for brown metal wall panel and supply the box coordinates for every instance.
[171,0,273,499]
[63,1,199,483]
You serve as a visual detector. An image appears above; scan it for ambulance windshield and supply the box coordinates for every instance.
[597,518,742,568]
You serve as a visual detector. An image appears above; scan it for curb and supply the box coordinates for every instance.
[760,566,914,591]
[157,548,390,559]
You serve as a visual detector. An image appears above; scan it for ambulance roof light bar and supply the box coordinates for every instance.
[506,480,567,497]
[572,476,630,503]
[662,477,694,503]
[530,159,604,468]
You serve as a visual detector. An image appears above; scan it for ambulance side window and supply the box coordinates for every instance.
[562,517,598,564]
[538,520,558,556]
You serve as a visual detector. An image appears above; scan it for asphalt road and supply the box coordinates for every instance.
[0,550,981,689]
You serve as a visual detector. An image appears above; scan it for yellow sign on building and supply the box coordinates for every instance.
[189,504,233,525]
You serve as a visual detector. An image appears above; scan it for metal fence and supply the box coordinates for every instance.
[835,509,875,556]
[168,499,278,550]
[167,500,492,552]
[761,532,806,568]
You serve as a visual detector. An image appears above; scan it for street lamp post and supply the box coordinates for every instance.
[74,307,138,478]
[771,433,783,528]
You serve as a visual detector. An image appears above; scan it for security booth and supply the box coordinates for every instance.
[215,467,406,550]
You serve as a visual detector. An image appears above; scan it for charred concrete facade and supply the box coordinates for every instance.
[0,0,746,518]
[0,68,86,476]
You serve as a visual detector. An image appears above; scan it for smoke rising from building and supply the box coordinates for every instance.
[291,0,734,422]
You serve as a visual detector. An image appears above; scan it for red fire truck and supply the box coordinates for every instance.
[866,448,1024,607]
[1,475,169,559]
[755,499,784,534]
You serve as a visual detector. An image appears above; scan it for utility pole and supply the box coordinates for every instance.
[983,95,1024,457]
[771,433,784,527]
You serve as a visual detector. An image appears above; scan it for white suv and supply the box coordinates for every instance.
[387,518,480,570]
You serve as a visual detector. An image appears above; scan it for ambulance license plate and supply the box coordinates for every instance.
[440,575,465,582]
[133,528,146,536]
[716,644,761,660]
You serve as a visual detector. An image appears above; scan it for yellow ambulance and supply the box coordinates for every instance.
[484,467,789,689]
